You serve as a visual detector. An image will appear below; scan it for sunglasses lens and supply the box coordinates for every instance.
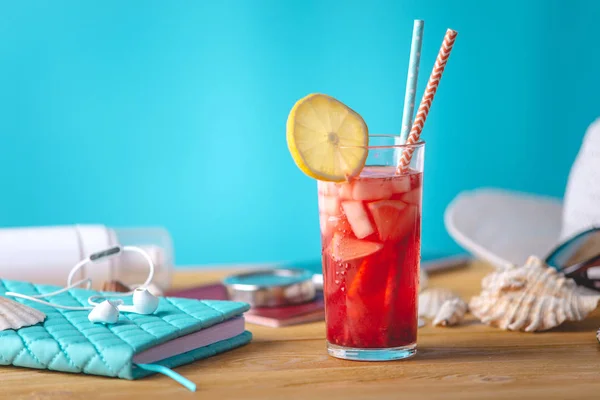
[546,228,600,270]
[587,266,600,280]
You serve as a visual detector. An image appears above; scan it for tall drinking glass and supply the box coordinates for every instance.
[317,135,425,361]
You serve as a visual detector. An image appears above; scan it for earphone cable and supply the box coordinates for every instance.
[3,292,93,311]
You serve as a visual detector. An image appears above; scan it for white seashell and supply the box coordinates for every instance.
[0,297,46,331]
[419,269,428,292]
[418,288,460,319]
[470,256,600,332]
[432,298,468,327]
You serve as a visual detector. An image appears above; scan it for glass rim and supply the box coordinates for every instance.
[339,134,425,150]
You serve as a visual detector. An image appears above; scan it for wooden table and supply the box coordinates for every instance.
[3,261,600,400]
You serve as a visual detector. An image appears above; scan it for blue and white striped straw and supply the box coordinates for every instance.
[399,20,424,143]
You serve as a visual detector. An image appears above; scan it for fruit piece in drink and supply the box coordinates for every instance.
[368,200,417,242]
[329,233,383,263]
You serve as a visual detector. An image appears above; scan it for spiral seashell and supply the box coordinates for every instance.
[419,269,428,292]
[433,298,468,327]
[418,288,460,319]
[470,256,600,332]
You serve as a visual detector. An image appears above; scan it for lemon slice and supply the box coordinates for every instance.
[286,93,368,182]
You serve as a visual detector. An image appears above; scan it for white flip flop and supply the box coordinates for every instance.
[444,188,562,268]
[445,118,600,269]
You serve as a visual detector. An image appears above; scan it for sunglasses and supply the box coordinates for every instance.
[545,227,600,290]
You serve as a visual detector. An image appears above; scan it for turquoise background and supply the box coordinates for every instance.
[1,1,598,267]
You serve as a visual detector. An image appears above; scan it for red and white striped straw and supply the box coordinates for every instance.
[397,29,458,173]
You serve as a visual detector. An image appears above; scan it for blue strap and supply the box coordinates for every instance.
[135,363,197,392]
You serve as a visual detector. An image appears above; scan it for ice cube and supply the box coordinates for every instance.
[318,180,339,196]
[410,173,422,189]
[328,215,352,236]
[391,175,411,194]
[352,179,393,201]
[322,196,341,216]
[319,213,328,235]
[400,189,421,205]
[341,201,374,239]
[338,182,353,199]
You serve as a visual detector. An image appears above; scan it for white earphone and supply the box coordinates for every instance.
[5,245,160,324]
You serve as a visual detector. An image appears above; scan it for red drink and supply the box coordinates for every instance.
[318,166,422,354]
[283,92,426,359]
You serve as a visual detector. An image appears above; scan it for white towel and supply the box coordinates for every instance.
[561,118,600,240]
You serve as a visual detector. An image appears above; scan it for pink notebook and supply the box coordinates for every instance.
[167,283,324,327]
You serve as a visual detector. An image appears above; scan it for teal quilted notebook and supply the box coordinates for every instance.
[0,279,252,390]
